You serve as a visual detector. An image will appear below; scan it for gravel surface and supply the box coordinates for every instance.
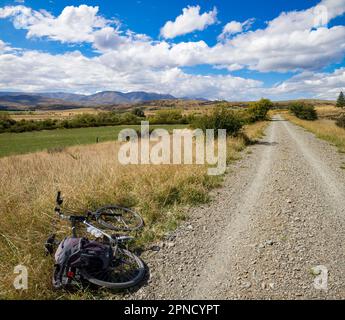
[127,115,345,300]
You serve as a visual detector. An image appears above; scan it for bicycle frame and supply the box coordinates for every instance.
[54,192,135,252]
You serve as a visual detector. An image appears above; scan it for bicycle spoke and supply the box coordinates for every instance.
[95,205,143,231]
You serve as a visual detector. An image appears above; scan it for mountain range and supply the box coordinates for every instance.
[0,91,180,110]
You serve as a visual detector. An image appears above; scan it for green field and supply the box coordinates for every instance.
[0,124,186,157]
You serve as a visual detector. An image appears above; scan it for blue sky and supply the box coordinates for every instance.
[0,0,344,100]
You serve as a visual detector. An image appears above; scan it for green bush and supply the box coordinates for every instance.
[132,107,145,117]
[0,111,144,133]
[0,113,16,131]
[190,107,243,136]
[336,114,345,129]
[247,98,273,122]
[119,112,141,125]
[148,109,187,124]
[289,102,318,120]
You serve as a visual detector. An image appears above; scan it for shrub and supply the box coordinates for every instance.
[289,102,318,120]
[119,112,141,125]
[190,107,243,136]
[247,98,273,122]
[0,113,16,131]
[0,111,143,133]
[132,107,145,117]
[148,109,186,124]
[336,114,345,129]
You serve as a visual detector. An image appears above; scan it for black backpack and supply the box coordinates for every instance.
[52,237,113,288]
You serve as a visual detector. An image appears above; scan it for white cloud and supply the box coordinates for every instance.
[218,19,254,40]
[0,39,12,53]
[320,0,345,21]
[210,0,345,72]
[0,49,262,100]
[267,68,345,100]
[0,5,112,43]
[0,47,344,101]
[221,21,243,35]
[0,40,6,51]
[160,5,217,39]
[158,0,345,72]
[93,27,126,51]
[1,1,344,74]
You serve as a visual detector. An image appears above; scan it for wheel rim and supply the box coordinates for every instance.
[96,206,143,231]
[83,249,145,287]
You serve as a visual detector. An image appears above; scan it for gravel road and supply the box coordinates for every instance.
[129,115,345,300]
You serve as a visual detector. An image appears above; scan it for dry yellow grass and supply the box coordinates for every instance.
[315,106,345,120]
[0,121,267,299]
[10,108,100,121]
[284,114,345,153]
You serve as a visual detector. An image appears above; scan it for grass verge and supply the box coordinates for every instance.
[284,114,345,153]
[0,121,267,299]
[0,124,186,158]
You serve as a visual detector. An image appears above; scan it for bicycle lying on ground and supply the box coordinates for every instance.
[45,192,145,289]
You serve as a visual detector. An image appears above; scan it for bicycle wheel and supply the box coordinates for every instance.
[95,205,144,231]
[81,248,145,289]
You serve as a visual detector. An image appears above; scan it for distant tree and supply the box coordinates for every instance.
[289,102,318,120]
[149,109,185,124]
[132,107,145,117]
[336,91,345,108]
[190,107,243,137]
[248,98,273,122]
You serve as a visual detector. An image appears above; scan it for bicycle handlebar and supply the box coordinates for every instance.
[53,192,118,248]
[56,191,63,206]
[55,191,69,220]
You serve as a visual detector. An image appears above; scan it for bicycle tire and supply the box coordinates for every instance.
[81,249,145,289]
[95,205,144,231]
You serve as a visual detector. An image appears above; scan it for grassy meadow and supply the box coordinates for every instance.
[0,124,186,157]
[0,120,267,299]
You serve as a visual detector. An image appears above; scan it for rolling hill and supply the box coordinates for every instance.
[0,91,177,110]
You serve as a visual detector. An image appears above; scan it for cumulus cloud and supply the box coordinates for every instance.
[1,1,344,73]
[0,5,112,43]
[125,0,345,73]
[0,47,344,100]
[320,0,345,21]
[210,0,345,72]
[160,5,217,39]
[0,49,263,100]
[92,27,126,51]
[0,40,6,51]
[267,68,345,100]
[0,39,12,53]
[218,19,254,40]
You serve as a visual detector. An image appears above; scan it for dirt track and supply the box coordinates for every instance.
[130,115,345,299]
